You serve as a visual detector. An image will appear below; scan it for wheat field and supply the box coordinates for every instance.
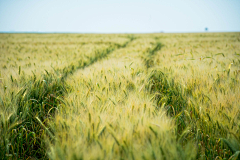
[0,33,239,159]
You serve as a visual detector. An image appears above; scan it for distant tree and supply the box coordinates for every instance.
[205,27,208,32]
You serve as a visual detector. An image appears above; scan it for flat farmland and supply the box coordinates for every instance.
[0,33,240,159]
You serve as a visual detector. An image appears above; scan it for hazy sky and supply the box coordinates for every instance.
[0,0,239,33]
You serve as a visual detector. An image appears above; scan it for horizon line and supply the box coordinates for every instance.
[0,31,240,34]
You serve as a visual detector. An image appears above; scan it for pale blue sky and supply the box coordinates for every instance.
[0,0,239,33]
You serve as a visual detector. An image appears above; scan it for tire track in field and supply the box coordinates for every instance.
[46,36,185,159]
[81,35,136,69]
[141,41,164,70]
[58,35,136,79]
[48,37,186,159]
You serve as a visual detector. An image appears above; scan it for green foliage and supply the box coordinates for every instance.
[0,34,135,159]
[0,33,239,159]
[146,70,186,116]
[0,71,68,159]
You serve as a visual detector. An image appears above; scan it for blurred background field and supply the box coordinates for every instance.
[0,32,240,159]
